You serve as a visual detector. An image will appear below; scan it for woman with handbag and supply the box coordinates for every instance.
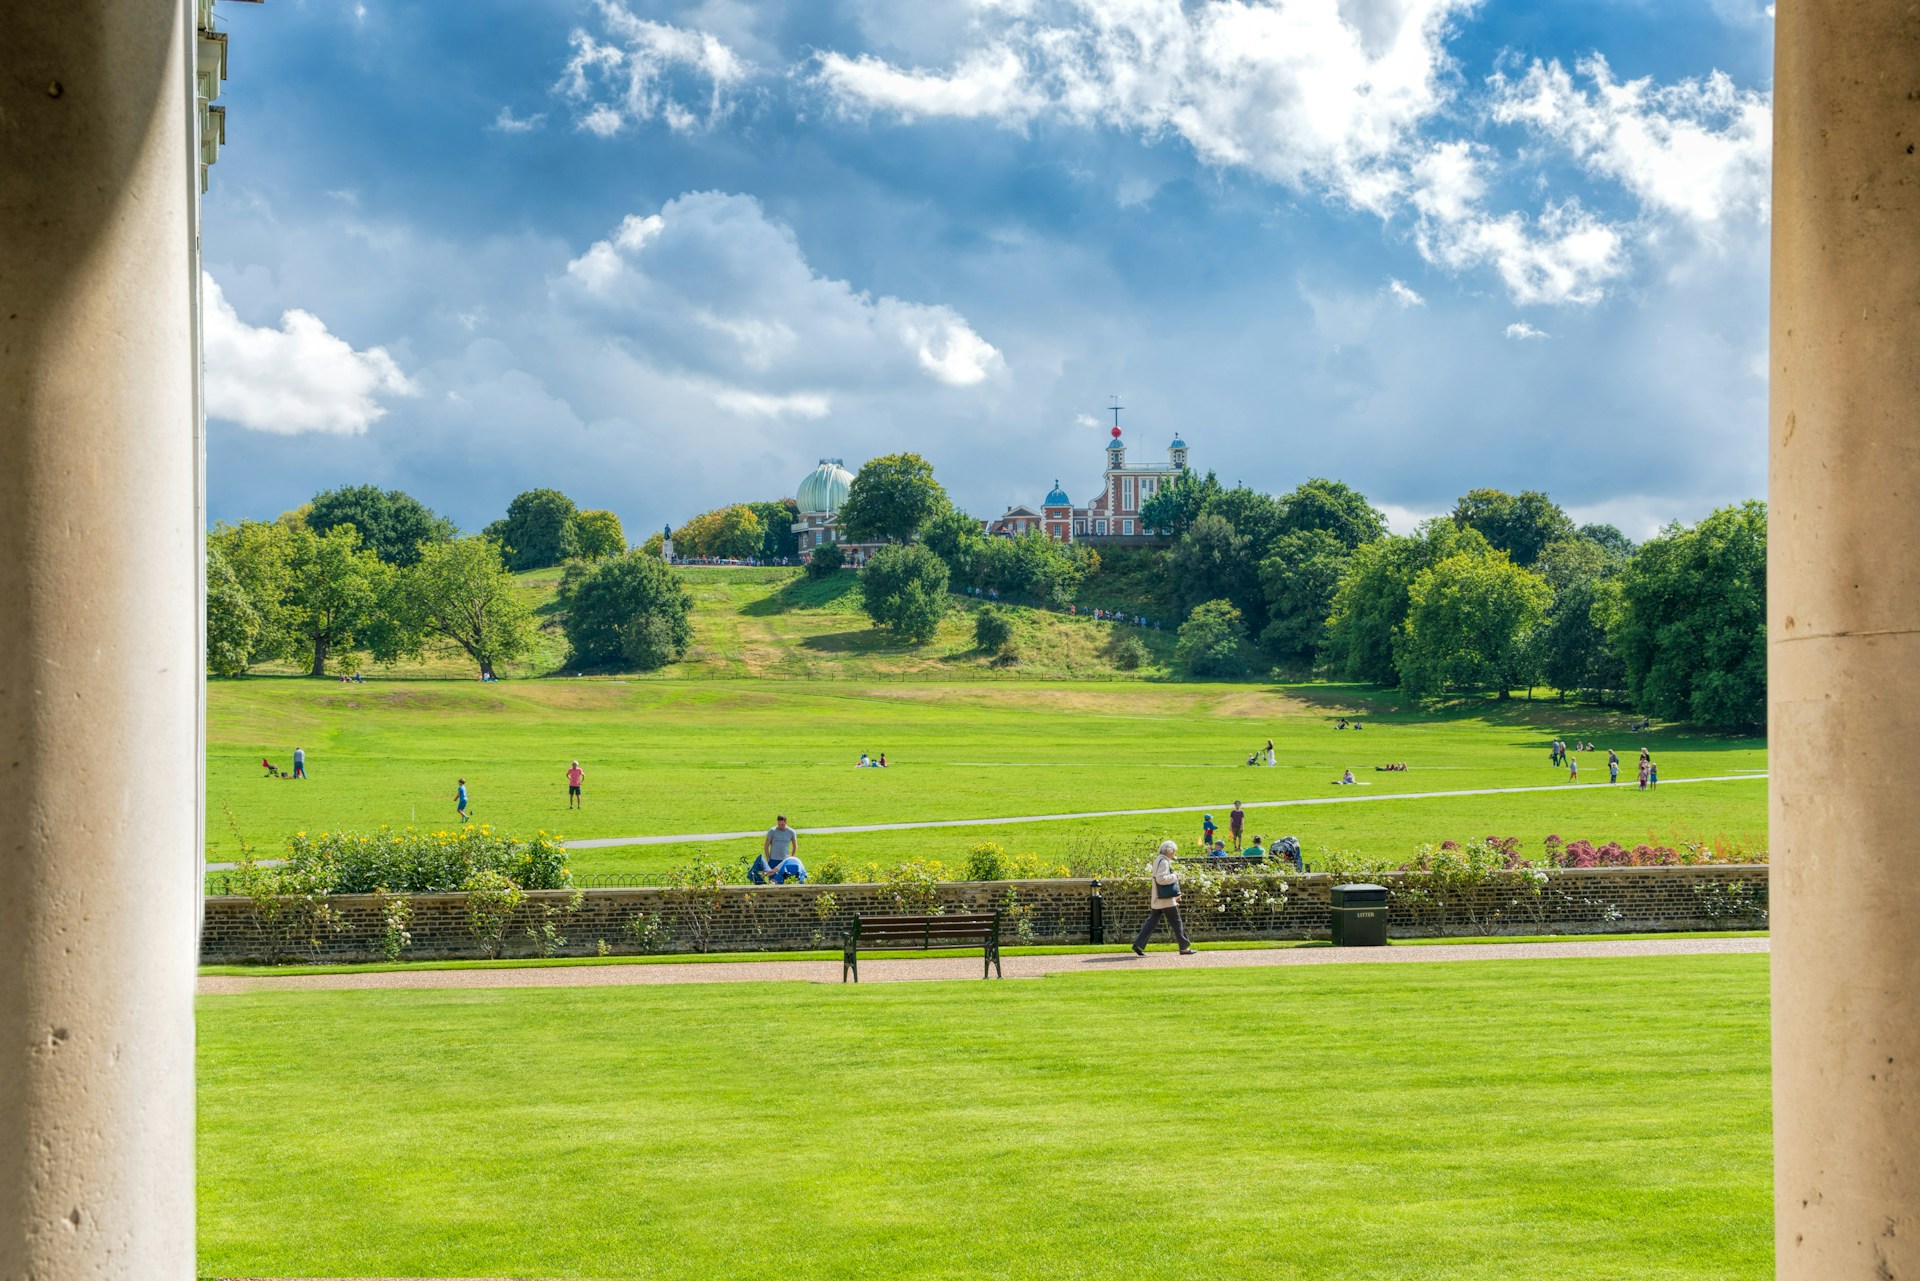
[1133,839,1197,956]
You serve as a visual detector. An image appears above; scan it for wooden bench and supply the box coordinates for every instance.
[842,912,1002,983]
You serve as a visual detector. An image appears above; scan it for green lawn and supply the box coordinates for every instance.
[197,953,1773,1278]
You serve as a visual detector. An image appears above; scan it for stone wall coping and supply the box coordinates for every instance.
[202,862,1770,905]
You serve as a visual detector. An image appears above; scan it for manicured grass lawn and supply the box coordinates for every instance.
[208,673,1765,871]
[197,954,1772,1278]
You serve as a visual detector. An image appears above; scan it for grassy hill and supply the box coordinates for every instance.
[247,565,1180,683]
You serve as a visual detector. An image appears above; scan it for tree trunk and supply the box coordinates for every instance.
[1499,687,1511,700]
[310,634,328,677]
[479,656,495,680]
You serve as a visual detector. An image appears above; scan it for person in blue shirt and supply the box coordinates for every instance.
[747,852,775,884]
[455,778,471,823]
[772,855,807,884]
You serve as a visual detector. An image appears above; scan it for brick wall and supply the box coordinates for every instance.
[200,864,1770,964]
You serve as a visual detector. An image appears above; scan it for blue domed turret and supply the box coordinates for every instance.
[1044,480,1071,507]
[1169,435,1186,449]
[796,458,854,515]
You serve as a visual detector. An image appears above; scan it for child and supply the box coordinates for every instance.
[1201,814,1218,849]
[456,778,472,823]
[1568,755,1580,783]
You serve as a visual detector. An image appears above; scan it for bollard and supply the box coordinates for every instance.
[1088,879,1104,945]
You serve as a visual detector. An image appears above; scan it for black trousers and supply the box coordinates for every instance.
[1134,904,1191,951]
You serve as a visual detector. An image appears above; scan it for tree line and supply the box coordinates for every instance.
[207,484,694,679]
[723,453,1764,729]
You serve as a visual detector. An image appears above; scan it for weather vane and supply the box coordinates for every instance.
[1109,393,1123,430]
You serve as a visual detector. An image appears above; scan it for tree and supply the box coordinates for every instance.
[973,604,1014,654]
[1578,522,1635,559]
[1275,478,1388,550]
[385,537,536,679]
[1534,536,1628,700]
[859,543,950,642]
[1606,502,1766,728]
[1450,489,1576,567]
[709,505,765,560]
[747,499,800,561]
[1169,512,1261,625]
[574,510,627,560]
[1140,469,1223,538]
[1175,599,1251,677]
[307,485,456,567]
[838,453,949,545]
[922,505,989,584]
[1322,519,1492,685]
[1198,486,1286,559]
[283,525,388,676]
[205,544,263,678]
[976,531,1093,607]
[805,541,846,578]
[1397,551,1551,700]
[498,488,580,571]
[208,519,296,668]
[1257,529,1349,664]
[560,552,694,670]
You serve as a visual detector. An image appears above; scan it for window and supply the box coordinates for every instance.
[1123,520,1134,535]
[1095,520,1107,535]
[1074,521,1084,535]
[1122,477,1135,510]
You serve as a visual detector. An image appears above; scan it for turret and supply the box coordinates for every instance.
[1169,434,1189,470]
[1107,425,1126,471]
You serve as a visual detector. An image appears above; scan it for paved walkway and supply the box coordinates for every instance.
[199,935,1766,995]
[560,773,1768,850]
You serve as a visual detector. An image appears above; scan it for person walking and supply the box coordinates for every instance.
[456,778,472,823]
[1567,754,1579,784]
[1608,748,1620,784]
[1265,738,1276,766]
[1133,839,1196,956]
[1228,801,1246,850]
[292,746,306,780]
[765,815,799,869]
[566,760,585,809]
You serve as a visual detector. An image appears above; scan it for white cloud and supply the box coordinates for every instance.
[1376,502,1442,535]
[553,191,1004,410]
[201,274,418,435]
[1492,55,1771,228]
[1504,320,1550,340]
[811,0,1477,209]
[556,2,751,136]
[1387,278,1425,307]
[491,106,545,134]
[1409,141,1625,306]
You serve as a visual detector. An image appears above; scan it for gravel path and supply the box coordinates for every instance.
[198,935,1767,995]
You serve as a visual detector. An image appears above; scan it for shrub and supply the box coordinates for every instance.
[283,825,571,894]
[560,551,693,669]
[377,892,414,962]
[860,544,950,642]
[525,886,585,957]
[1110,634,1149,671]
[1175,599,1251,677]
[805,542,847,578]
[663,858,739,953]
[973,605,1015,654]
[463,869,525,959]
[879,858,949,913]
[966,841,1009,882]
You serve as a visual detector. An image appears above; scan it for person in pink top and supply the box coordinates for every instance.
[566,760,585,809]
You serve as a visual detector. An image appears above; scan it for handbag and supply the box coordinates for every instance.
[1155,879,1180,900]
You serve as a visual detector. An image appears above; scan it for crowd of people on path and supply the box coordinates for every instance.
[1550,738,1659,788]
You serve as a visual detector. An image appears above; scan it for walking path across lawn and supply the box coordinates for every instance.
[198,935,1767,995]
[559,773,1769,851]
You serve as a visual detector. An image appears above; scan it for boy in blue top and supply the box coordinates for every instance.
[772,855,807,884]
[455,778,471,823]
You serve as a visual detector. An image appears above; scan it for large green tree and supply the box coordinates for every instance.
[859,543,950,641]
[560,552,693,670]
[1606,501,1766,728]
[382,538,536,679]
[1321,519,1492,685]
[284,525,388,676]
[1175,599,1252,677]
[1451,489,1576,567]
[747,499,800,561]
[1535,536,1628,700]
[1397,551,1552,699]
[1198,486,1287,559]
[307,485,456,567]
[1169,511,1262,625]
[975,531,1094,607]
[1257,528,1350,664]
[838,454,949,545]
[1274,478,1388,550]
[1139,469,1223,538]
[496,488,581,571]
[574,510,627,560]
[207,519,297,670]
[205,544,263,678]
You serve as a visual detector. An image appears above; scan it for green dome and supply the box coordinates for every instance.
[797,459,854,514]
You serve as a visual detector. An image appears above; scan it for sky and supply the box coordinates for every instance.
[202,0,1775,541]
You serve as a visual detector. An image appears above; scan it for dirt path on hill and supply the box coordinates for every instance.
[199,935,1767,996]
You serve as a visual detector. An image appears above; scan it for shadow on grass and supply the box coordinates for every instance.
[739,573,862,617]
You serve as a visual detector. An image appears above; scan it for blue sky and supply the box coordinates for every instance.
[203,0,1775,540]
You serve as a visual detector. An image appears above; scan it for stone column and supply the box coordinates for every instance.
[1770,1,1920,1275]
[0,3,200,1278]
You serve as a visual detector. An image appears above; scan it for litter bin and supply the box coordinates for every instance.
[1329,883,1388,946]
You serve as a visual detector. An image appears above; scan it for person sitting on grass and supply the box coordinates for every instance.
[1208,840,1229,857]
[1243,836,1266,861]
[772,854,807,884]
[1336,769,1357,785]
[747,851,775,885]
